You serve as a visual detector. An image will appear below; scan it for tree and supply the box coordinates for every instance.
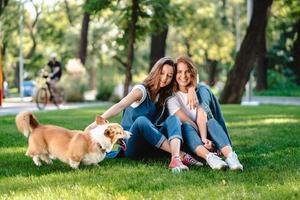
[0,0,9,15]
[148,0,170,71]
[290,19,300,84]
[220,0,273,104]
[255,29,268,91]
[114,0,139,96]
[24,0,42,59]
[0,0,9,106]
[78,2,90,65]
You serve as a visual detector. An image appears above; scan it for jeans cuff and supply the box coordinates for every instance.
[216,143,231,150]
[194,145,204,154]
[155,135,167,148]
[168,135,183,142]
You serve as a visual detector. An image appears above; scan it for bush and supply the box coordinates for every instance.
[59,59,88,102]
[96,83,115,101]
[254,69,300,97]
[59,74,88,102]
[96,64,119,101]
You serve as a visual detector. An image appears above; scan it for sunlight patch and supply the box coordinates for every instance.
[262,118,299,124]
[231,118,299,127]
[0,147,25,154]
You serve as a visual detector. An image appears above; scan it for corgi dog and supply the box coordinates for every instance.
[15,111,130,169]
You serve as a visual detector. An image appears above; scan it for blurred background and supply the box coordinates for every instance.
[0,0,299,105]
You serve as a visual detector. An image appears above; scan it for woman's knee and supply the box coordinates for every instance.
[181,122,196,133]
[165,115,181,125]
[134,116,151,126]
[130,116,152,133]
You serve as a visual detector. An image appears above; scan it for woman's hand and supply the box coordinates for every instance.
[187,87,199,110]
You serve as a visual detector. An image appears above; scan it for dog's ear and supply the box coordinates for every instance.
[96,115,108,125]
[124,130,132,138]
[104,128,115,140]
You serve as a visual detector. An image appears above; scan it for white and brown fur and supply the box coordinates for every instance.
[15,111,130,169]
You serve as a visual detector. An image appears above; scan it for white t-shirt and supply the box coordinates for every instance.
[130,84,147,108]
[167,91,197,122]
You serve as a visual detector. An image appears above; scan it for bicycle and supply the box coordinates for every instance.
[35,74,65,110]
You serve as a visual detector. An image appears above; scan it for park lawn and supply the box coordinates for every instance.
[0,105,299,200]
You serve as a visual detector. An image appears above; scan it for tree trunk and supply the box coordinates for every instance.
[204,50,218,87]
[64,0,74,26]
[78,11,90,65]
[184,38,192,58]
[149,28,168,71]
[255,28,268,91]
[206,59,218,87]
[0,0,9,15]
[0,44,3,106]
[25,27,37,59]
[25,2,41,59]
[290,20,300,85]
[123,0,138,97]
[219,0,273,104]
[0,0,9,106]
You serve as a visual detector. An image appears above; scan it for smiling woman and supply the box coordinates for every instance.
[167,56,243,171]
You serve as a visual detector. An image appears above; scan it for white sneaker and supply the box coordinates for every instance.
[225,152,243,171]
[206,153,227,170]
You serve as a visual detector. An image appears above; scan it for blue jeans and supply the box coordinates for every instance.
[124,115,182,158]
[196,84,232,145]
[181,121,231,153]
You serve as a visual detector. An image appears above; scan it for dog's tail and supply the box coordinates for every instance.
[15,111,39,138]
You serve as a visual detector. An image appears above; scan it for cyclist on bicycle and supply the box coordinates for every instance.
[47,52,62,83]
[44,52,63,95]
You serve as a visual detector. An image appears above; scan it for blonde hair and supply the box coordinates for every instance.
[143,56,175,104]
[173,56,198,92]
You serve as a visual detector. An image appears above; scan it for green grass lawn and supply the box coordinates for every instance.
[0,105,299,200]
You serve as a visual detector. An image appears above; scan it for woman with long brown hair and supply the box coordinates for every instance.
[87,57,201,172]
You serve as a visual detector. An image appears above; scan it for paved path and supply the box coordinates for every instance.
[1,96,299,117]
[241,96,300,106]
[0,98,109,116]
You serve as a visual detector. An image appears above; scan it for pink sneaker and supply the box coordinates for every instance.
[168,156,189,173]
[182,153,203,167]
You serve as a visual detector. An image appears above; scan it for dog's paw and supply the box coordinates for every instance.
[33,156,42,166]
[69,159,80,169]
[45,159,53,165]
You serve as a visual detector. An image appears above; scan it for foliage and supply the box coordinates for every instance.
[2,0,300,99]
[167,0,240,81]
[266,0,300,85]
[0,105,300,199]
[96,63,118,101]
[254,69,300,97]
[96,83,115,101]
[59,73,88,102]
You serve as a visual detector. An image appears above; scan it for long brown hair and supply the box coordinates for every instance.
[143,56,175,106]
[173,56,198,92]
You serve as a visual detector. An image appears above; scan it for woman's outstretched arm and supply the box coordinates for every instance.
[101,88,143,119]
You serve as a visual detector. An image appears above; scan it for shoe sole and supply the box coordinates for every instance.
[210,163,228,170]
[229,166,243,171]
[170,167,189,173]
